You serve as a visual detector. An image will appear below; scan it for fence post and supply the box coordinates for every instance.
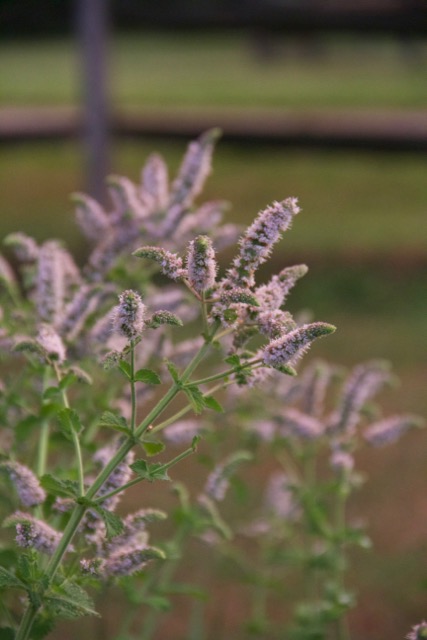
[77,0,110,205]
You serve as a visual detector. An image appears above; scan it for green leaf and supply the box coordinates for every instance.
[223,308,238,323]
[184,385,206,415]
[45,581,99,619]
[42,386,60,400]
[224,354,240,367]
[97,411,130,435]
[57,408,83,440]
[0,628,15,640]
[40,474,79,498]
[203,395,224,413]
[146,311,183,329]
[58,372,78,390]
[119,361,132,380]
[165,360,180,383]
[0,566,25,590]
[275,364,298,376]
[134,369,161,385]
[130,460,170,482]
[141,440,165,457]
[94,507,125,539]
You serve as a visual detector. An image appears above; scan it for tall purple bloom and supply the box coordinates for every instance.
[225,198,300,289]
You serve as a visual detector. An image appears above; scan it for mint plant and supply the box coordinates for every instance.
[0,131,422,640]
[0,131,335,640]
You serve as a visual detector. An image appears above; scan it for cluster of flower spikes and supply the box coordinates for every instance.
[133,196,336,378]
[239,358,424,484]
[0,129,239,365]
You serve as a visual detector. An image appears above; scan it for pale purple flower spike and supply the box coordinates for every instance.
[263,322,336,369]
[112,290,146,340]
[6,511,62,555]
[226,198,300,289]
[186,235,217,293]
[406,621,427,640]
[364,415,424,447]
[2,461,46,507]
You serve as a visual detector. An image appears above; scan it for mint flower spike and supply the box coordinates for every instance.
[364,414,424,447]
[256,264,308,311]
[186,235,217,294]
[132,246,186,280]
[4,232,39,262]
[141,152,169,210]
[112,290,146,340]
[36,323,67,363]
[226,197,300,289]
[407,621,427,640]
[4,512,63,555]
[169,128,220,209]
[71,192,110,241]
[263,322,336,369]
[1,461,46,507]
[107,175,149,222]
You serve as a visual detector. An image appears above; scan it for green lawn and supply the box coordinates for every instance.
[1,141,427,255]
[1,33,426,109]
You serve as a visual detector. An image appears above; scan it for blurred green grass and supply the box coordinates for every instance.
[1,32,427,108]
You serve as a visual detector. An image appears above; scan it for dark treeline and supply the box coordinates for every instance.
[1,0,426,38]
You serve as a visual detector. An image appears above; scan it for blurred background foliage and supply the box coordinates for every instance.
[0,2,426,638]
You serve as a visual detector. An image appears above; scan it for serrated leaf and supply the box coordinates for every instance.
[57,408,83,440]
[141,440,165,457]
[224,354,240,367]
[119,361,132,380]
[223,309,238,323]
[134,369,161,385]
[165,360,180,383]
[275,364,297,376]
[0,566,25,590]
[146,311,183,329]
[45,581,99,619]
[94,507,125,539]
[131,460,170,482]
[40,474,79,498]
[97,411,130,435]
[203,395,224,413]
[184,385,205,415]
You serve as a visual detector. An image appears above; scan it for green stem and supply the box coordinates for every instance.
[15,604,38,640]
[130,339,137,434]
[151,381,226,435]
[36,422,49,479]
[200,291,209,336]
[53,363,85,497]
[189,359,262,387]
[94,445,197,505]
[334,477,351,640]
